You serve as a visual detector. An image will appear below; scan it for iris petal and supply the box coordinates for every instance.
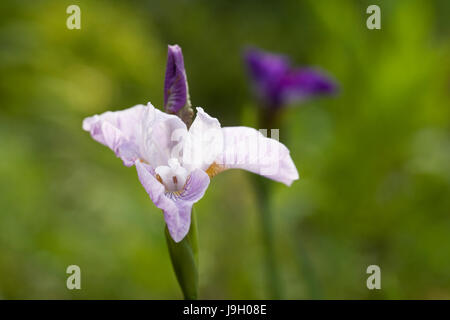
[136,161,209,242]
[217,126,299,186]
[82,104,146,166]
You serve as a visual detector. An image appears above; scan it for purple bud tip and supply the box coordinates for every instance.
[164,45,188,114]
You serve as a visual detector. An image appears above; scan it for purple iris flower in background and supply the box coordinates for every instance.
[164,45,190,114]
[244,47,338,109]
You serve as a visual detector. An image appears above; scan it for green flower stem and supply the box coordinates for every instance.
[256,105,320,299]
[294,237,322,299]
[165,208,199,300]
[251,106,283,299]
[252,175,282,299]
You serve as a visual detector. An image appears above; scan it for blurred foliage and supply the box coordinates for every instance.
[0,0,449,299]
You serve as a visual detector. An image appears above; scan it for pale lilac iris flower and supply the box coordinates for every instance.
[244,47,338,109]
[83,104,299,242]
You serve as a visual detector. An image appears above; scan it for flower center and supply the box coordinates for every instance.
[155,158,188,192]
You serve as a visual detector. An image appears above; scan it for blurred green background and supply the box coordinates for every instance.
[0,0,449,299]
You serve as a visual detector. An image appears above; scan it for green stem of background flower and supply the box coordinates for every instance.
[250,106,283,299]
[252,175,282,299]
[255,105,320,299]
[165,207,199,299]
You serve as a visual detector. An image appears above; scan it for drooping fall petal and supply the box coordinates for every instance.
[185,108,299,186]
[136,161,209,242]
[82,104,146,166]
[217,126,299,186]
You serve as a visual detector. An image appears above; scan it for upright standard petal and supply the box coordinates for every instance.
[164,45,189,114]
[140,109,188,167]
[136,161,209,242]
[183,107,223,172]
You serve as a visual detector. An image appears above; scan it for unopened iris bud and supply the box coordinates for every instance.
[164,44,193,126]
